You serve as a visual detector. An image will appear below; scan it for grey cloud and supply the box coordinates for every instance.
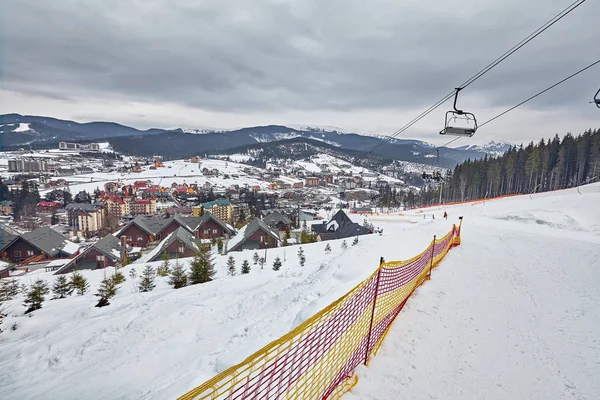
[3,0,600,118]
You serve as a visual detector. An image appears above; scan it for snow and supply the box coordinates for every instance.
[225,223,248,252]
[13,123,30,132]
[0,184,599,399]
[60,240,81,255]
[45,259,69,268]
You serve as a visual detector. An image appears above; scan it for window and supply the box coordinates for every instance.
[137,235,144,242]
[14,250,21,258]
[204,229,209,234]
[96,255,105,262]
[213,229,218,234]
[27,250,34,257]
[260,236,264,243]
[178,246,185,253]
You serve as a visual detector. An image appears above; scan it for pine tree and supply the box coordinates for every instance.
[113,270,126,285]
[157,251,170,276]
[352,236,359,246]
[253,252,260,265]
[241,259,251,274]
[52,275,72,299]
[272,256,282,271]
[23,279,50,313]
[188,250,216,284]
[169,259,188,289]
[139,265,156,292]
[129,268,137,280]
[226,255,236,276]
[297,247,306,267]
[325,243,331,253]
[341,240,348,249]
[0,279,20,301]
[70,270,89,295]
[258,257,266,269]
[217,238,224,254]
[282,237,289,247]
[95,277,118,307]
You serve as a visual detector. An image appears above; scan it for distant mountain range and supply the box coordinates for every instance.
[0,113,512,168]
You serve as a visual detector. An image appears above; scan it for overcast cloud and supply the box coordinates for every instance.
[2,0,599,145]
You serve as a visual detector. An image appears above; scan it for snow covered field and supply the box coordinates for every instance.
[1,184,599,399]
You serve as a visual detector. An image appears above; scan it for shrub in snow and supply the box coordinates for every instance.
[157,252,170,277]
[138,265,156,292]
[226,255,236,276]
[352,236,359,246]
[241,260,251,274]
[258,257,266,269]
[129,268,137,280]
[189,250,216,284]
[52,275,73,299]
[341,240,348,249]
[95,277,118,308]
[169,260,188,289]
[70,271,89,295]
[253,252,260,265]
[0,279,20,301]
[23,279,50,314]
[113,271,126,285]
[324,243,331,253]
[272,256,282,271]
[297,247,306,267]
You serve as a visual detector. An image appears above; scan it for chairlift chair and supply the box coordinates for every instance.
[440,88,478,137]
[594,88,600,108]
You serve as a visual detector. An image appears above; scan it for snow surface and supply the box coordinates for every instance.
[13,123,30,132]
[1,184,599,399]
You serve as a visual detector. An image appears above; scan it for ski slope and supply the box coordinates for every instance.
[1,184,599,399]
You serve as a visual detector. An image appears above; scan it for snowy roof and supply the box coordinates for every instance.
[226,218,280,252]
[14,227,76,257]
[46,259,70,268]
[136,227,199,263]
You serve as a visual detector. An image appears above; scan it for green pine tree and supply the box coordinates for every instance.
[217,238,224,254]
[169,259,188,289]
[52,275,72,299]
[258,257,266,269]
[95,277,118,307]
[352,236,359,246]
[113,270,126,285]
[139,265,156,292]
[341,240,348,250]
[324,243,331,253]
[272,256,282,271]
[129,268,137,280]
[297,247,306,267]
[157,251,170,277]
[70,270,89,295]
[226,255,236,276]
[188,249,216,284]
[0,279,21,301]
[23,279,50,313]
[252,252,260,265]
[241,259,251,274]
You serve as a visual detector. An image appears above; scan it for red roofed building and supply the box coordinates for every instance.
[37,201,62,212]
[131,197,157,215]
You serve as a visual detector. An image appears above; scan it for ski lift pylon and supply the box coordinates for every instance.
[440,88,477,137]
[594,88,600,108]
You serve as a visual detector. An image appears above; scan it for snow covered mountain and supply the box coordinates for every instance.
[455,140,513,157]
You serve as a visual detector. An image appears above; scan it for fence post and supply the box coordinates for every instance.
[364,260,383,366]
[427,235,436,280]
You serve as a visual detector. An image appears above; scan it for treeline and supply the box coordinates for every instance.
[439,129,600,203]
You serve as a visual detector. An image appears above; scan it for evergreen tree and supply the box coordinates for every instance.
[188,249,216,284]
[253,252,260,265]
[258,257,266,269]
[52,275,72,299]
[169,259,188,289]
[23,279,50,313]
[70,270,89,295]
[241,259,251,274]
[324,243,331,253]
[95,277,118,307]
[0,279,21,301]
[272,256,282,271]
[226,255,236,276]
[217,237,224,254]
[157,251,170,276]
[129,268,137,280]
[341,240,348,249]
[352,236,359,246]
[113,270,126,285]
[297,247,306,267]
[139,265,156,292]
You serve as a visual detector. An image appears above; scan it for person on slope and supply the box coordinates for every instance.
[443,211,448,219]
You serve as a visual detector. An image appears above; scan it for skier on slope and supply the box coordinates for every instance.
[443,211,448,219]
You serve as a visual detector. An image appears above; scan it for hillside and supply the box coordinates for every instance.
[1,184,598,399]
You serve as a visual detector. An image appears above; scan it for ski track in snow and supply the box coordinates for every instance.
[1,184,599,399]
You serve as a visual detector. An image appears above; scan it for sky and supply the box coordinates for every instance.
[1,0,599,146]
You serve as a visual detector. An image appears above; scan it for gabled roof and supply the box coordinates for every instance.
[1,226,17,252]
[139,227,200,263]
[311,210,372,240]
[93,234,124,261]
[16,227,75,257]
[262,210,292,226]
[182,213,235,235]
[227,218,280,252]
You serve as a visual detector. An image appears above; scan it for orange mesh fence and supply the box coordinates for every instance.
[179,221,462,400]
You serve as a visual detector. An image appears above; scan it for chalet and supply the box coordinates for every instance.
[262,210,292,232]
[1,227,80,263]
[136,227,201,263]
[0,227,17,255]
[226,218,280,252]
[54,234,128,274]
[74,166,94,175]
[311,210,372,241]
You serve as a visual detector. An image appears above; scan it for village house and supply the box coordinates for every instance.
[262,210,293,234]
[193,199,233,223]
[311,210,372,241]
[305,177,320,187]
[54,234,129,274]
[1,227,80,264]
[36,201,62,213]
[136,227,201,263]
[0,200,14,216]
[226,218,281,252]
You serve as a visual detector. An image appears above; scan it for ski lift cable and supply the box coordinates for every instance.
[367,0,587,154]
[479,57,600,128]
